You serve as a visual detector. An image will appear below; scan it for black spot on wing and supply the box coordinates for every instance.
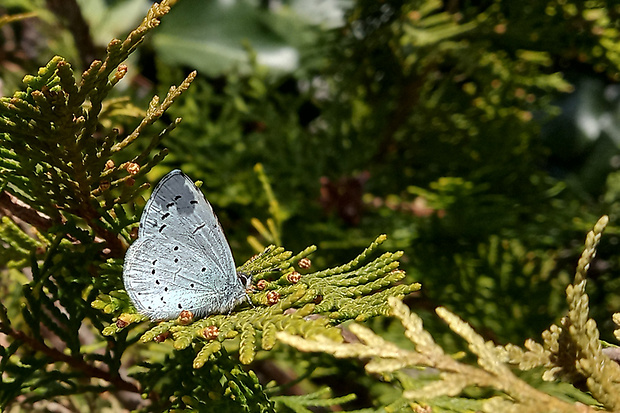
[159,224,167,233]
[193,223,205,234]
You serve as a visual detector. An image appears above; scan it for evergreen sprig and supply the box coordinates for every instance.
[271,387,357,413]
[98,234,420,366]
[0,0,184,256]
[278,216,615,412]
[0,2,422,407]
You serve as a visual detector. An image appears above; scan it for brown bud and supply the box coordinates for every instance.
[126,162,140,175]
[130,226,139,240]
[266,291,280,306]
[115,64,128,81]
[105,160,115,170]
[298,258,311,269]
[202,325,220,340]
[154,332,170,343]
[256,279,268,290]
[286,271,301,284]
[115,318,128,328]
[178,310,194,325]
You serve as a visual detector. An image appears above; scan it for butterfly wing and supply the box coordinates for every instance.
[123,169,246,320]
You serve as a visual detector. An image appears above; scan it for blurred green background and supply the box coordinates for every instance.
[3,0,620,409]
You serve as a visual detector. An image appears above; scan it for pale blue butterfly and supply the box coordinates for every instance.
[123,169,251,320]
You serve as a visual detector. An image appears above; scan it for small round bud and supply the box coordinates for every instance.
[298,258,311,269]
[115,64,128,81]
[126,162,140,175]
[256,279,268,290]
[154,332,170,343]
[105,160,115,170]
[202,325,220,340]
[286,271,301,284]
[178,310,194,325]
[130,226,139,240]
[266,291,280,305]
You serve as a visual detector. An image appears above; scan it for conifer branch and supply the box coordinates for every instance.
[0,191,53,232]
[278,217,616,412]
[0,323,140,394]
[99,236,420,368]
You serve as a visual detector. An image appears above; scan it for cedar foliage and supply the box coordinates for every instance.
[1,0,620,412]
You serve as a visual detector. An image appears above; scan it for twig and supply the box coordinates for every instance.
[0,323,141,394]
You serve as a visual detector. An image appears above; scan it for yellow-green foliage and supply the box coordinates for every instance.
[97,235,420,366]
[0,0,186,255]
[0,2,422,409]
[3,1,620,412]
[279,216,617,413]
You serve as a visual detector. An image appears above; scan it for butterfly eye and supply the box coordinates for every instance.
[237,272,253,288]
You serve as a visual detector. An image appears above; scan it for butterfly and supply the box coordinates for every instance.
[123,169,251,320]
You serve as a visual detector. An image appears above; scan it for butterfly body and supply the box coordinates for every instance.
[123,169,250,320]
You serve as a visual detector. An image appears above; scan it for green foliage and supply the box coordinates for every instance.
[280,217,615,412]
[133,348,275,412]
[272,387,357,413]
[0,2,420,410]
[0,0,188,254]
[2,0,620,411]
[97,234,418,367]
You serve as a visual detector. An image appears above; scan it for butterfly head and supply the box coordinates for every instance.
[236,271,253,291]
